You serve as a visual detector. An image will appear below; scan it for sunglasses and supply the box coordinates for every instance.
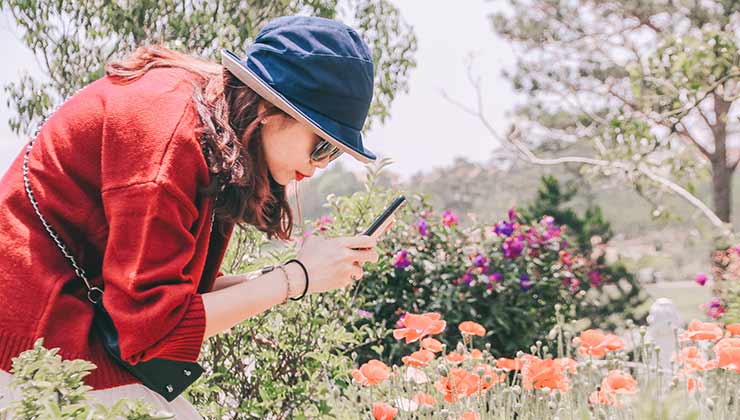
[310,139,343,162]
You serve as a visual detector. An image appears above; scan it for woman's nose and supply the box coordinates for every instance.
[312,157,331,169]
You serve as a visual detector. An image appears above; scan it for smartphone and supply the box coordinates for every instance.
[364,195,407,239]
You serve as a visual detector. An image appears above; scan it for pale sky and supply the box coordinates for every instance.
[0,1,516,180]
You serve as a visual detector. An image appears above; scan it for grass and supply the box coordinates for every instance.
[644,282,711,321]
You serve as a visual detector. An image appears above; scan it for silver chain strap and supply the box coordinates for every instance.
[21,86,104,303]
[21,85,216,305]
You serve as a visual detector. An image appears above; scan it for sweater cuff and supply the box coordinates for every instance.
[152,294,206,362]
[217,270,224,278]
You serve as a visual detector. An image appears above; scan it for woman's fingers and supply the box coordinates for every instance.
[336,235,377,250]
[349,263,364,281]
[347,248,379,264]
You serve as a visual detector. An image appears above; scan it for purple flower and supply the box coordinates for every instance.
[489,272,503,283]
[588,271,603,287]
[508,207,519,222]
[473,254,488,268]
[487,272,503,290]
[442,210,458,227]
[706,297,725,319]
[417,218,429,237]
[695,273,708,286]
[393,250,412,269]
[356,309,374,319]
[524,228,541,245]
[494,220,515,237]
[520,274,532,292]
[502,235,525,259]
[462,270,474,286]
[542,223,562,241]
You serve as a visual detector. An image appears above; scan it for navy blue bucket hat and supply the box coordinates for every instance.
[221,16,377,163]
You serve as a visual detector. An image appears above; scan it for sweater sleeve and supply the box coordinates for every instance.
[100,181,207,364]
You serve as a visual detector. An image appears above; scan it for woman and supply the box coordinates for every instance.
[0,16,381,418]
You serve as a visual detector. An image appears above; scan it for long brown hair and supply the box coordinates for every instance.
[105,45,293,240]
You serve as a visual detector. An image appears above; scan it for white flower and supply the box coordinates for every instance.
[404,366,428,384]
[395,397,419,412]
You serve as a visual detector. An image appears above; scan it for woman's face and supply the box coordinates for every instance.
[259,111,332,186]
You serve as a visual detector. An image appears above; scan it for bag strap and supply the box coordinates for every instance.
[21,86,104,304]
[22,88,215,305]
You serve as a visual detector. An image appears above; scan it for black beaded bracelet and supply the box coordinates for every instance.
[285,259,309,300]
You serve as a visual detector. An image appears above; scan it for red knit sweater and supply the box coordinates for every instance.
[0,67,234,390]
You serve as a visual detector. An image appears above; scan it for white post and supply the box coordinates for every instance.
[646,298,684,372]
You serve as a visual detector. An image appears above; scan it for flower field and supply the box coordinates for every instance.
[339,312,740,420]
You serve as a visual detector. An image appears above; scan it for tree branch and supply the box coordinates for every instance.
[504,126,731,235]
[442,72,733,237]
[675,122,713,159]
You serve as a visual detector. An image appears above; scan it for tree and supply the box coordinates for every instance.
[1,0,417,135]
[522,175,650,330]
[483,0,740,234]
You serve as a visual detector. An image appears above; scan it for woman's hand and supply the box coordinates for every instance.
[293,234,379,295]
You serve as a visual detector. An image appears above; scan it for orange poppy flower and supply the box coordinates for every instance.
[575,329,625,357]
[421,337,444,353]
[714,337,740,372]
[687,376,703,393]
[555,357,577,374]
[589,370,637,406]
[675,346,716,372]
[680,319,723,342]
[372,402,398,420]
[412,392,436,407]
[434,368,479,403]
[727,323,740,336]
[714,337,740,352]
[521,356,569,392]
[459,321,486,337]
[470,349,484,359]
[351,360,391,386]
[445,352,465,364]
[457,412,481,420]
[602,370,638,394]
[393,313,447,343]
[496,357,523,371]
[402,349,436,367]
[589,389,614,406]
[423,312,443,321]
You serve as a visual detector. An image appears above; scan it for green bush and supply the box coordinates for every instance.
[522,175,649,331]
[314,167,649,363]
[186,222,377,419]
[0,339,172,420]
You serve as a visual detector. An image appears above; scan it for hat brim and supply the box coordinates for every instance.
[221,49,376,164]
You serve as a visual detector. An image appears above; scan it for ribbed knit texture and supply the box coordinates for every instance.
[0,67,234,390]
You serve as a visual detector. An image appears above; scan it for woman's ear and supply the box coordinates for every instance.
[257,101,269,123]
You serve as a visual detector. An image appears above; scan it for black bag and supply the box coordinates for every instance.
[22,100,205,402]
[91,297,204,401]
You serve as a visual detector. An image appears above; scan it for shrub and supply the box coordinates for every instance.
[187,221,376,419]
[0,338,172,420]
[313,166,648,364]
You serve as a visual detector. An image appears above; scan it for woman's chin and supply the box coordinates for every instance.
[267,171,290,187]
[267,170,289,187]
